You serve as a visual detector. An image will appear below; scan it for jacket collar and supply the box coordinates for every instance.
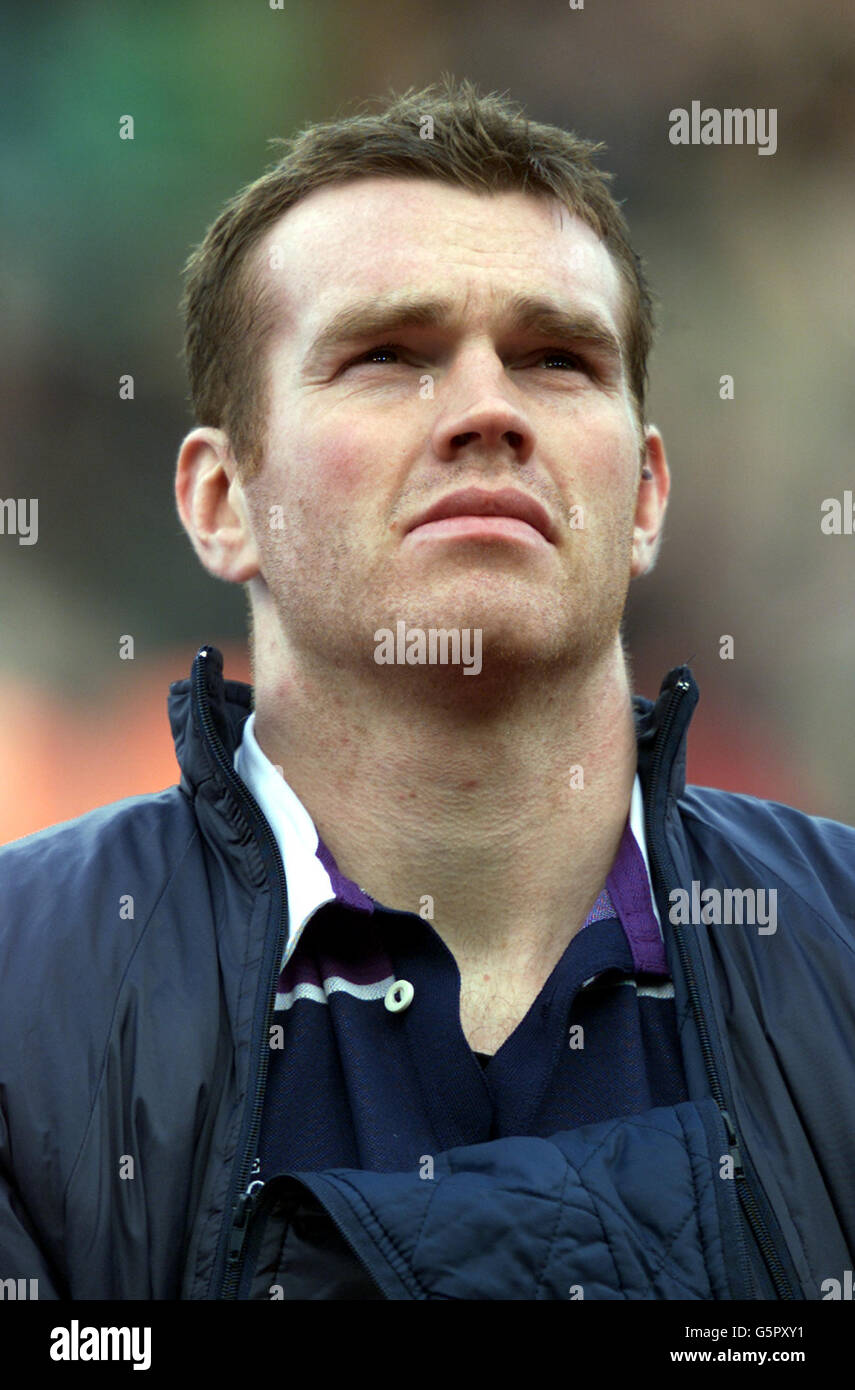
[169,645,253,804]
[168,644,700,818]
[633,663,699,807]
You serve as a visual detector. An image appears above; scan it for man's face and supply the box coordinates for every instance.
[241,176,652,679]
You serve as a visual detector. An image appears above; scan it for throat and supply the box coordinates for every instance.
[457,965,553,1055]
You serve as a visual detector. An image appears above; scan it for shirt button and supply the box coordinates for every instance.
[384,979,414,1012]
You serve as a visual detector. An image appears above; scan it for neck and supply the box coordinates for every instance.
[250,617,638,972]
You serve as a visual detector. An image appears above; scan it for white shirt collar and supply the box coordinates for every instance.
[630,772,662,929]
[234,711,339,967]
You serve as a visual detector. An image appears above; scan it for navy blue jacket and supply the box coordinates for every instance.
[1,645,853,1299]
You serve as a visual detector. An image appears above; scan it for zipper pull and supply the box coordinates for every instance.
[226,1180,265,1265]
[720,1109,745,1178]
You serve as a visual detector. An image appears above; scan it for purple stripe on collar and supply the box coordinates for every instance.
[605,819,667,974]
[315,835,375,914]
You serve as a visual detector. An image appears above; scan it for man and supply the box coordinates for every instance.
[1,79,853,1301]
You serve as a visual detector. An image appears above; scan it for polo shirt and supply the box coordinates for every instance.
[234,712,689,1180]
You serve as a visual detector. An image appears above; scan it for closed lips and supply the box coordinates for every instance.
[406,488,557,542]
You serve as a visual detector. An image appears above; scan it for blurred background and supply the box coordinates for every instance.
[2,0,853,842]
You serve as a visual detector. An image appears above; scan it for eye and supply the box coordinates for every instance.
[351,343,404,365]
[537,349,587,371]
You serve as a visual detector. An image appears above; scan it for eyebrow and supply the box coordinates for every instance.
[302,291,624,369]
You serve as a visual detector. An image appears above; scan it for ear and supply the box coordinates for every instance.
[631,425,670,578]
[174,427,261,584]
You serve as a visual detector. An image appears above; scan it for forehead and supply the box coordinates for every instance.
[253,176,626,345]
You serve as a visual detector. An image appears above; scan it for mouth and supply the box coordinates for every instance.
[404,487,558,545]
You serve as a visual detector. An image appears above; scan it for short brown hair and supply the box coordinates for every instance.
[180,75,655,480]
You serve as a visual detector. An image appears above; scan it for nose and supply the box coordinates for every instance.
[430,349,536,467]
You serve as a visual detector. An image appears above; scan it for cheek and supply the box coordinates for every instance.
[568,422,639,539]
[253,416,387,554]
[310,436,370,502]
[564,417,634,492]
[292,406,389,503]
[298,409,415,535]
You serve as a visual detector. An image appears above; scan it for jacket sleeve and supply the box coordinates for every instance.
[0,828,76,1302]
[0,1114,64,1298]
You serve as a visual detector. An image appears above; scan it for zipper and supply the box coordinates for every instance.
[231,1182,272,1297]
[645,673,796,1301]
[718,1108,754,1298]
[226,1183,265,1268]
[190,646,289,1300]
